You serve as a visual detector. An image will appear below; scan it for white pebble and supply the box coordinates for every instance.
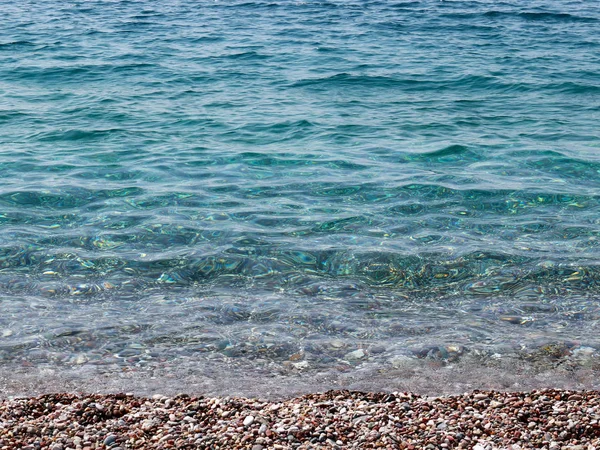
[243,415,255,426]
[292,360,309,370]
[345,349,366,360]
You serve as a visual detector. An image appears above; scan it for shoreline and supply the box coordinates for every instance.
[3,357,600,401]
[1,389,599,449]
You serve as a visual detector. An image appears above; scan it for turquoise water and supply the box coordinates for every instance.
[1,0,600,395]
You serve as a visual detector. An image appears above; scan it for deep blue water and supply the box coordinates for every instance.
[1,0,600,396]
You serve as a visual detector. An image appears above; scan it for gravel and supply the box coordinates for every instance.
[1,389,599,449]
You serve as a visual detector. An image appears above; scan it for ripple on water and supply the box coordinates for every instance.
[1,0,600,393]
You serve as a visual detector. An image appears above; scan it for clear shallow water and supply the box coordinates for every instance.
[1,0,600,396]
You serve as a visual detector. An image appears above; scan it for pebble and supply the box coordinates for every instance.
[74,354,88,365]
[0,389,598,449]
[292,360,309,369]
[344,349,366,360]
[103,434,117,446]
[389,355,414,368]
[288,352,303,361]
[141,418,158,431]
[369,345,386,354]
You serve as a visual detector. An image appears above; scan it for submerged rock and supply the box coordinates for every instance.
[344,349,366,360]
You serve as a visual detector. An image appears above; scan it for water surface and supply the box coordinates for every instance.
[1,0,600,397]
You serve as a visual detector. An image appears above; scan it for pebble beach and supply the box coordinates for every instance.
[1,389,599,449]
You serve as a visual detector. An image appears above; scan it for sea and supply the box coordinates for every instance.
[1,0,599,398]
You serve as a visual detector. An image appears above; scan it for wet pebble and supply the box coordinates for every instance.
[344,348,366,360]
[369,344,386,354]
[292,360,309,370]
[330,340,345,348]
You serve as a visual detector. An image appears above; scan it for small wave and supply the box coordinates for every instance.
[510,149,600,165]
[220,50,270,61]
[484,10,598,23]
[0,111,27,121]
[240,119,317,134]
[189,35,225,44]
[526,156,600,180]
[0,187,144,209]
[228,2,281,9]
[0,40,37,49]
[291,73,420,89]
[33,128,127,142]
[389,1,421,9]
[545,81,600,95]
[291,73,523,93]
[119,20,159,28]
[130,12,167,20]
[403,144,481,163]
[452,74,518,91]
[394,183,600,203]
[110,62,157,72]
[235,155,368,171]
[11,64,118,82]
[0,247,599,298]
